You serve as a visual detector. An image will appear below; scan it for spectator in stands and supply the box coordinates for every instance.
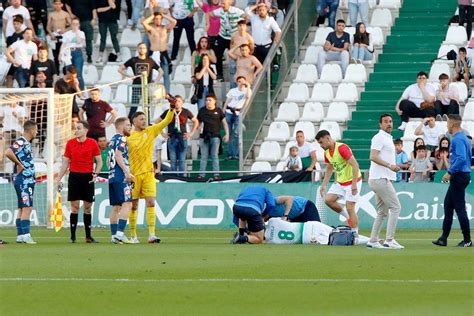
[434,137,451,171]
[295,130,317,171]
[2,0,34,38]
[5,28,38,88]
[229,20,255,88]
[65,0,97,64]
[453,47,472,96]
[191,36,217,78]
[95,0,122,64]
[196,0,221,58]
[394,138,409,182]
[414,115,445,157]
[54,65,81,116]
[0,99,26,146]
[47,0,71,71]
[118,42,163,119]
[284,146,302,171]
[317,19,350,76]
[195,54,217,109]
[79,88,118,141]
[60,17,86,90]
[142,11,177,93]
[458,0,472,40]
[130,0,144,30]
[223,76,252,160]
[197,95,229,181]
[351,22,373,62]
[409,145,432,182]
[435,73,460,120]
[158,95,199,174]
[411,137,425,161]
[316,0,339,29]
[245,3,282,64]
[29,46,58,88]
[97,135,110,175]
[228,44,263,86]
[343,0,369,27]
[152,0,171,15]
[395,71,436,131]
[212,0,245,81]
[24,0,48,35]
[170,0,198,63]
[5,15,25,88]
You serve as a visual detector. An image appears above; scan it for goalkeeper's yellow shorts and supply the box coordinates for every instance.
[132,172,157,199]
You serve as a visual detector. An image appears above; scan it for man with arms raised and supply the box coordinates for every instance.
[317,129,361,238]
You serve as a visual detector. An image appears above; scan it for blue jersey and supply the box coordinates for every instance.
[267,196,309,219]
[10,136,35,179]
[108,133,129,183]
[235,186,276,214]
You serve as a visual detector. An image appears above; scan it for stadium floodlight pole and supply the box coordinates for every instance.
[141,71,149,124]
[294,0,299,61]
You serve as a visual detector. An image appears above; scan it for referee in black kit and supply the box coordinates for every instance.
[433,114,472,247]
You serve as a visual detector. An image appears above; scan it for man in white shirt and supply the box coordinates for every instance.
[170,0,198,62]
[2,0,34,38]
[5,28,38,88]
[295,130,317,171]
[414,115,446,156]
[395,71,436,131]
[0,101,26,147]
[223,76,252,159]
[368,113,404,249]
[245,3,281,64]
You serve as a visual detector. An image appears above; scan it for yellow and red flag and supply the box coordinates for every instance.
[50,193,64,232]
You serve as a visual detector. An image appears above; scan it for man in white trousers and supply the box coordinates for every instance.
[367,113,405,249]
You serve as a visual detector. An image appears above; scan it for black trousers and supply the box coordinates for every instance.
[399,100,435,122]
[459,5,473,40]
[442,172,471,242]
[171,17,196,60]
[214,36,231,77]
[434,100,459,116]
[254,43,272,64]
[291,201,321,222]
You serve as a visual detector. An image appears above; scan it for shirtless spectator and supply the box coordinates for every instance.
[143,11,177,93]
[228,20,254,87]
[228,43,263,86]
[47,0,71,70]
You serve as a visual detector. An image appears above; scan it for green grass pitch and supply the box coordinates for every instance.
[0,228,472,315]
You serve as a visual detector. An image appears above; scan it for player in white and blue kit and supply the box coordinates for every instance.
[5,121,38,244]
[108,117,134,244]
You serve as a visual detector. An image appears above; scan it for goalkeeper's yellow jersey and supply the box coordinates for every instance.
[127,110,173,176]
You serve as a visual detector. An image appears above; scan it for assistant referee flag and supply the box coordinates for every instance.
[50,193,64,232]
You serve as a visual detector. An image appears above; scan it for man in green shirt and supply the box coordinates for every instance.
[98,136,109,175]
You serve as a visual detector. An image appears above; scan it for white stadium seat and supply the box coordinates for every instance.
[370,9,393,28]
[318,121,341,140]
[378,0,401,9]
[120,28,142,47]
[99,65,122,84]
[95,33,113,48]
[185,103,198,117]
[444,26,468,45]
[294,64,318,84]
[300,102,324,122]
[285,83,309,102]
[120,47,132,62]
[181,47,192,64]
[429,62,451,81]
[172,65,192,84]
[310,83,334,103]
[461,121,474,135]
[401,121,421,141]
[366,27,384,46]
[275,161,288,171]
[265,121,291,142]
[251,161,272,172]
[450,82,468,101]
[170,84,187,98]
[463,102,474,121]
[303,45,323,64]
[319,64,342,83]
[403,140,414,161]
[114,84,129,103]
[312,142,326,162]
[82,64,99,86]
[343,64,367,83]
[312,27,334,46]
[100,85,113,102]
[293,121,316,140]
[437,44,458,59]
[334,83,359,103]
[325,102,349,122]
[235,0,248,9]
[256,141,282,162]
[275,102,300,122]
[112,103,127,117]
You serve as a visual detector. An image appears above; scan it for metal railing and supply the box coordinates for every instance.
[238,0,317,171]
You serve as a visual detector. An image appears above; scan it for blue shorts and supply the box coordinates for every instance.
[109,182,133,206]
[233,205,264,233]
[14,176,35,208]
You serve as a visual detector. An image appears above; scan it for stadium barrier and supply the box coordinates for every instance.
[0,181,472,229]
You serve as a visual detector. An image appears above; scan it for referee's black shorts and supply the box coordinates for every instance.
[68,172,95,202]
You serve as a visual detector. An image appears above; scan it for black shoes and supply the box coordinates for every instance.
[457,240,472,247]
[85,237,99,243]
[432,238,447,247]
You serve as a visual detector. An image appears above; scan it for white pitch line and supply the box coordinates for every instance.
[7,237,440,241]
[0,277,472,284]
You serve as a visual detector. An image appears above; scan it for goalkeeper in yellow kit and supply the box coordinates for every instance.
[127,102,174,243]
